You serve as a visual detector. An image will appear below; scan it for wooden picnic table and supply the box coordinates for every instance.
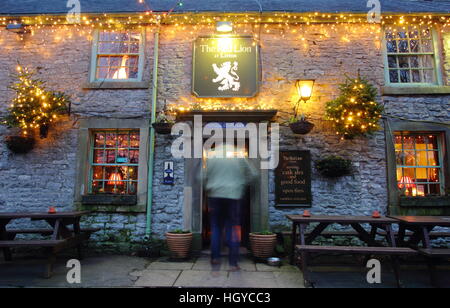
[389,216,450,287]
[389,216,450,249]
[0,211,93,277]
[286,215,399,263]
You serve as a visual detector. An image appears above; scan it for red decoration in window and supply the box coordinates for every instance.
[107,172,124,186]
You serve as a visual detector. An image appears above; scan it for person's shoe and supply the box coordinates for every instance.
[211,259,221,265]
[229,265,241,272]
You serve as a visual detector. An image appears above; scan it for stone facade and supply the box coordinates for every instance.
[0,21,449,251]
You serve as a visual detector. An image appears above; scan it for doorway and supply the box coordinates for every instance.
[201,141,252,249]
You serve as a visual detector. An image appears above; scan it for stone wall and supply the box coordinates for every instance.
[0,22,448,251]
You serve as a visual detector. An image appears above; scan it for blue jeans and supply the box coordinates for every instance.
[208,197,241,266]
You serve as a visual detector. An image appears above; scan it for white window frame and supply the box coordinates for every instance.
[89,29,145,83]
[382,26,443,87]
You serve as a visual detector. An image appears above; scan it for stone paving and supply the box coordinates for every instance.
[131,257,304,288]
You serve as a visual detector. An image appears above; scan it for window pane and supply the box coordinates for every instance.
[106,150,116,163]
[422,55,434,68]
[94,133,105,147]
[421,40,433,52]
[118,133,129,148]
[412,70,421,82]
[389,70,399,83]
[398,40,409,53]
[426,135,438,150]
[388,56,397,68]
[399,70,410,83]
[386,40,397,53]
[409,56,419,68]
[117,149,129,163]
[398,56,409,68]
[423,70,435,83]
[428,184,441,195]
[129,150,139,164]
[106,133,117,147]
[92,166,104,180]
[130,133,140,148]
[93,149,105,164]
[428,168,440,182]
[410,40,419,52]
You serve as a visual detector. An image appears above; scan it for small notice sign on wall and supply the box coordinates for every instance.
[192,36,259,98]
[163,161,175,185]
[275,150,312,207]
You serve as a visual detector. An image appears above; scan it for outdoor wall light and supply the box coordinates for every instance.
[6,23,30,35]
[295,79,315,103]
[216,21,233,33]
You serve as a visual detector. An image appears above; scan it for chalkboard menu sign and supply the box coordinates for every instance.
[275,150,312,207]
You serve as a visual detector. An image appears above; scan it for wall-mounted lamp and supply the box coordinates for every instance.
[6,23,30,35]
[216,21,233,33]
[295,79,315,103]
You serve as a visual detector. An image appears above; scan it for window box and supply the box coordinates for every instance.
[81,194,137,206]
[399,196,450,207]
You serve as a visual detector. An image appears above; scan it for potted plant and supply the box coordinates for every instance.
[165,229,193,259]
[315,155,352,178]
[289,113,315,135]
[152,103,175,135]
[249,231,277,259]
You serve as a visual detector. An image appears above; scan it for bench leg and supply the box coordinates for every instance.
[300,251,312,288]
[390,256,402,288]
[44,249,57,279]
[427,257,439,288]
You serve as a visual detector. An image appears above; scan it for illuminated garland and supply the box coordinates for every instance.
[2,65,70,137]
[325,76,383,140]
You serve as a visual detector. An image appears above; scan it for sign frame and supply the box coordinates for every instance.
[275,150,312,208]
[192,35,260,98]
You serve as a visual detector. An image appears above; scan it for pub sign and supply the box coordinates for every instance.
[192,36,259,98]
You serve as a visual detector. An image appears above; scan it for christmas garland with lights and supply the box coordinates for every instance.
[2,65,70,138]
[325,76,383,140]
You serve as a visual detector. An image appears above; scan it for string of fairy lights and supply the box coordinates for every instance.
[1,8,449,138]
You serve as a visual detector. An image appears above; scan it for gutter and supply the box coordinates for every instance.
[145,27,160,240]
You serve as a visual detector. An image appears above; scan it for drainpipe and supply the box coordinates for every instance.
[145,28,160,240]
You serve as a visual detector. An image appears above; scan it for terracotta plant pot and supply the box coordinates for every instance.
[166,232,193,259]
[289,120,314,135]
[152,122,173,135]
[4,135,36,154]
[249,233,277,259]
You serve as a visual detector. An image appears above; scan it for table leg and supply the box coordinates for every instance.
[73,218,83,260]
[397,224,406,247]
[290,222,297,265]
[305,223,329,245]
[0,220,12,261]
[351,223,378,246]
[384,224,397,247]
[421,226,433,249]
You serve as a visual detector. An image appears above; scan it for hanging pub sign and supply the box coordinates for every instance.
[163,161,175,185]
[275,150,312,207]
[192,36,259,98]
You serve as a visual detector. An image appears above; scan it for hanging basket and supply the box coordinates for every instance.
[289,120,315,135]
[152,122,173,135]
[4,135,36,154]
[39,124,50,139]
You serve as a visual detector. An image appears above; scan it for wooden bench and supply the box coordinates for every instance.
[6,227,100,240]
[417,248,450,287]
[296,245,418,288]
[283,230,450,240]
[1,228,100,278]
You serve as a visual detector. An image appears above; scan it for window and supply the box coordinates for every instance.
[395,132,445,197]
[384,26,440,85]
[91,30,144,82]
[90,130,140,195]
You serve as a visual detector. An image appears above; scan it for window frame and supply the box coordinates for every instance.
[74,118,149,211]
[382,25,443,87]
[385,118,450,215]
[394,132,445,197]
[88,129,141,195]
[89,29,146,83]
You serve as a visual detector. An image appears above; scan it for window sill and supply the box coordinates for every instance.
[82,81,149,90]
[382,86,450,95]
[81,194,137,206]
[399,196,450,207]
